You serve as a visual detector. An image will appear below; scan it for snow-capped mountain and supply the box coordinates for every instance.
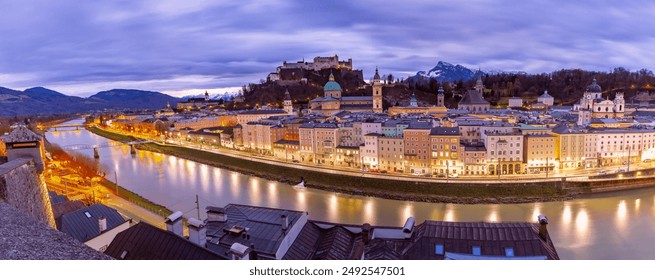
[181,93,226,101]
[411,61,482,82]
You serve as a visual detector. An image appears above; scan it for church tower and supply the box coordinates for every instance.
[283,88,294,115]
[204,90,209,101]
[437,84,445,107]
[614,92,625,117]
[578,110,592,126]
[474,70,484,94]
[409,91,418,107]
[372,67,383,113]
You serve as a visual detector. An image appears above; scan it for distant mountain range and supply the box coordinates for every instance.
[411,61,483,83]
[181,93,226,101]
[0,87,181,116]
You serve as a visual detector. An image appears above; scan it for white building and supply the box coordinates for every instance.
[361,133,381,169]
[508,97,523,108]
[537,91,554,106]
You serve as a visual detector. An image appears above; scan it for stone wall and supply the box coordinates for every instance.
[0,201,110,260]
[0,158,55,228]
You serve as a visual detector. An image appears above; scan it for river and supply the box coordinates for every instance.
[45,120,655,259]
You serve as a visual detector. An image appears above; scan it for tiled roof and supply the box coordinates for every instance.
[459,90,490,105]
[283,222,363,260]
[205,204,306,259]
[59,203,127,242]
[105,222,226,260]
[52,200,85,229]
[430,127,460,136]
[49,191,68,205]
[5,126,41,143]
[341,96,373,101]
[401,221,559,260]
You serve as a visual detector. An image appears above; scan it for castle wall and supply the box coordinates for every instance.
[0,158,55,228]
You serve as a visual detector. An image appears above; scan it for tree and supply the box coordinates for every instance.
[387,73,394,84]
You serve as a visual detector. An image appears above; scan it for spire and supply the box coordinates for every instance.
[204,90,209,101]
[475,68,484,93]
[374,66,380,80]
[329,71,335,81]
[166,101,171,109]
[284,88,291,100]
[410,91,418,107]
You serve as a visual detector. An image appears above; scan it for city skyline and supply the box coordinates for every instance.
[2,1,655,97]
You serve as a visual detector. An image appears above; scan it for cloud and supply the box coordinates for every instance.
[1,1,655,97]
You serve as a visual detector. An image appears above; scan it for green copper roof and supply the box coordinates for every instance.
[324,73,342,91]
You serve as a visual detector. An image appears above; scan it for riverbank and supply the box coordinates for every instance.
[88,126,580,203]
[42,135,174,219]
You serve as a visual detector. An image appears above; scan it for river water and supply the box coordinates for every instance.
[45,120,655,259]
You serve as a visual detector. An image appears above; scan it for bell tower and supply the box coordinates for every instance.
[283,89,294,115]
[372,67,383,113]
[437,84,445,107]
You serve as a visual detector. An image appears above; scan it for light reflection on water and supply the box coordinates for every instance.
[45,122,655,259]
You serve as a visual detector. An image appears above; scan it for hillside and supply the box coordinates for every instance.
[0,87,181,116]
[88,89,180,110]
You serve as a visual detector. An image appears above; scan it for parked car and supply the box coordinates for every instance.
[412,172,422,176]
[436,173,446,178]
[615,168,626,173]
[598,170,607,175]
[643,159,652,163]
[380,170,388,173]
[449,173,459,178]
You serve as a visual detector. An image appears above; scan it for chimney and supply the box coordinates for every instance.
[537,215,549,241]
[230,242,251,260]
[98,216,107,232]
[249,244,258,260]
[361,223,372,244]
[165,211,184,237]
[187,217,206,247]
[402,217,415,239]
[206,206,227,222]
[281,214,289,232]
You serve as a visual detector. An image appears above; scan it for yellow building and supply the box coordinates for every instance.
[429,127,461,175]
[523,134,556,174]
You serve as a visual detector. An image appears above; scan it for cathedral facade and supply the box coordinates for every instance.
[308,69,383,115]
[575,79,624,125]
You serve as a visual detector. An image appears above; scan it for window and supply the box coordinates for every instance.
[505,247,515,257]
[472,246,481,256]
[435,244,444,255]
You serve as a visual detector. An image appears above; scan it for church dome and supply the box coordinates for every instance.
[324,73,342,92]
[586,79,602,93]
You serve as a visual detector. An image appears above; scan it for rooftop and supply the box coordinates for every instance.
[459,90,490,105]
[59,203,128,242]
[430,127,460,136]
[239,109,287,115]
[205,204,306,259]
[5,125,41,143]
[105,222,226,260]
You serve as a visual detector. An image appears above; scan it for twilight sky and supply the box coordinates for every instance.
[2,0,655,97]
